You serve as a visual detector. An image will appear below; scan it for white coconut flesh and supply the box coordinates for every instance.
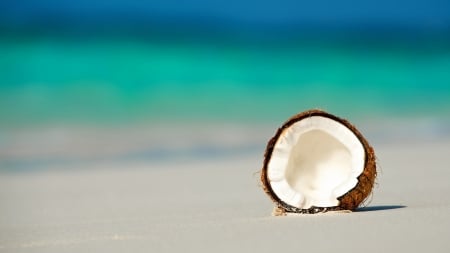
[267,116,365,209]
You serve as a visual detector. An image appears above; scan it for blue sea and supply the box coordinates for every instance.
[1,33,450,171]
[1,35,449,128]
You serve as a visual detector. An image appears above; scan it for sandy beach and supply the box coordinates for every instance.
[1,124,450,253]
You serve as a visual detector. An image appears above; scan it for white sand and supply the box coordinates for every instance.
[1,130,450,252]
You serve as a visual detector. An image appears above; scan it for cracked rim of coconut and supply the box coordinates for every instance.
[261,109,376,215]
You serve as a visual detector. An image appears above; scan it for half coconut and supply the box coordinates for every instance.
[261,109,376,215]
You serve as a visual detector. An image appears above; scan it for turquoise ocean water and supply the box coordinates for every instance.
[1,36,450,127]
[1,0,450,172]
[1,35,450,171]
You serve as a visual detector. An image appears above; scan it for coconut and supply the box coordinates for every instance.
[261,109,376,215]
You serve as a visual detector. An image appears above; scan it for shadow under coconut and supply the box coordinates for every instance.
[355,205,406,212]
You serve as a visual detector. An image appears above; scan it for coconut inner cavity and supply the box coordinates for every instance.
[267,116,365,209]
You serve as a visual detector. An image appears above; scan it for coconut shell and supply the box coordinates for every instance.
[261,109,377,214]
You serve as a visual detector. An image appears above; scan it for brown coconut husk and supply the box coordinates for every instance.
[261,109,377,215]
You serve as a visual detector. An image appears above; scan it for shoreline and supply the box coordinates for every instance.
[1,118,450,171]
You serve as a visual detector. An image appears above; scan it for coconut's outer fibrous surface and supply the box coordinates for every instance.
[261,109,376,215]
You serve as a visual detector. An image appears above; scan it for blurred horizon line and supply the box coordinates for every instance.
[2,23,450,48]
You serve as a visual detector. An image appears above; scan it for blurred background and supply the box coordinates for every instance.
[1,0,450,170]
